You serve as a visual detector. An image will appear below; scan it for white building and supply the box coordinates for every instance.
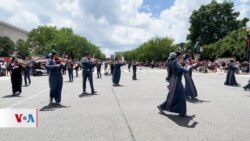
[0,21,28,43]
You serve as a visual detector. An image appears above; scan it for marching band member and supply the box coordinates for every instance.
[112,57,125,86]
[9,57,23,95]
[183,55,198,100]
[81,52,97,95]
[158,52,190,117]
[224,60,240,86]
[46,51,64,104]
[23,56,32,86]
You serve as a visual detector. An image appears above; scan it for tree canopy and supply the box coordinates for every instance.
[16,39,30,59]
[202,27,248,60]
[123,37,177,61]
[187,0,248,52]
[0,36,15,57]
[27,26,105,60]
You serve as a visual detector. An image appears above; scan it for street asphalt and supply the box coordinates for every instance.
[0,67,250,141]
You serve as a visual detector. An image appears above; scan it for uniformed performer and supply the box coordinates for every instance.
[158,52,190,117]
[128,61,132,72]
[183,55,198,100]
[9,57,23,95]
[243,80,250,91]
[224,60,240,86]
[132,60,139,80]
[96,61,102,78]
[46,51,64,104]
[67,60,74,82]
[23,56,32,86]
[112,57,124,86]
[110,61,114,76]
[81,53,97,95]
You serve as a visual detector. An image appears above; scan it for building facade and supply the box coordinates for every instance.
[0,21,28,43]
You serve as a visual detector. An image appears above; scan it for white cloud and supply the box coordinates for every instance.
[0,0,249,56]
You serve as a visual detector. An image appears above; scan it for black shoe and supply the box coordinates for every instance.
[91,91,97,95]
[50,98,53,104]
[243,87,247,91]
[191,97,198,101]
[179,114,195,118]
[83,91,87,94]
[157,106,164,114]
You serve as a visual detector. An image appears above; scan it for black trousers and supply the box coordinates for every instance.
[97,69,101,78]
[24,70,31,85]
[132,70,137,80]
[82,71,94,93]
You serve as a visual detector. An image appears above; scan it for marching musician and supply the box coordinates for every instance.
[112,57,125,86]
[46,50,64,105]
[67,59,74,82]
[9,57,23,96]
[81,52,97,95]
[23,56,32,86]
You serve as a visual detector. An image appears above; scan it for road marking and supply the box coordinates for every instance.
[111,87,136,141]
[6,88,50,109]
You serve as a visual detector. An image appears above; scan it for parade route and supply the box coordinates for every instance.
[0,67,250,141]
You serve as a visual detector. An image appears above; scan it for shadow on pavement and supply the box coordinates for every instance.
[113,85,126,87]
[186,99,210,104]
[40,103,70,111]
[78,93,100,98]
[160,113,198,128]
[2,94,21,98]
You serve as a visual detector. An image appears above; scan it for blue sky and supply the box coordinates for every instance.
[0,0,249,56]
[140,0,174,17]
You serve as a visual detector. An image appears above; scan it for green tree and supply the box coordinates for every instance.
[187,0,248,52]
[123,37,176,61]
[27,26,58,56]
[27,26,105,60]
[202,28,247,60]
[0,36,15,57]
[16,39,30,59]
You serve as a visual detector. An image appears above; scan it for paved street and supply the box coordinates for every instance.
[0,67,250,141]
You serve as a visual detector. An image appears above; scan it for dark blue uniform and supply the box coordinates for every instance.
[184,66,197,99]
[224,62,239,86]
[159,58,189,115]
[112,62,123,86]
[82,57,96,94]
[132,63,138,80]
[46,59,63,103]
[23,61,31,86]
[96,62,102,78]
[67,61,74,82]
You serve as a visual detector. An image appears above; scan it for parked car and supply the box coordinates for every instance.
[31,60,48,76]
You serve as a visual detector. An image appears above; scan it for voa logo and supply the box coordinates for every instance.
[15,114,35,123]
